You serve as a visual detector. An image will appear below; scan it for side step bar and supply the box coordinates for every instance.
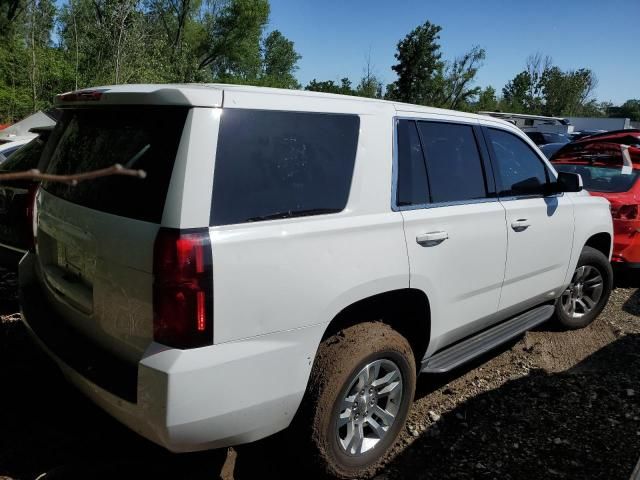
[421,304,555,374]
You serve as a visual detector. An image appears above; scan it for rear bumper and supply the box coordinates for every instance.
[19,253,324,452]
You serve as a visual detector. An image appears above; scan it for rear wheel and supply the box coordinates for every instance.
[555,246,612,329]
[304,322,416,479]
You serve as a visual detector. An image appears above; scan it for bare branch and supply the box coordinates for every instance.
[0,164,147,185]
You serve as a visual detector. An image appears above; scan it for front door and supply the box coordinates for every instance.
[483,126,574,311]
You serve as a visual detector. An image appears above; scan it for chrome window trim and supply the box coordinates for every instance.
[391,115,499,212]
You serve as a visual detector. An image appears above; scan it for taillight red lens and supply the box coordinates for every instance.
[612,204,639,220]
[153,228,213,349]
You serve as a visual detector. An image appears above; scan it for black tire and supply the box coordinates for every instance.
[555,246,613,329]
[303,322,416,479]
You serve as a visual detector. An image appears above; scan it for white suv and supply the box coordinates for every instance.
[20,84,613,478]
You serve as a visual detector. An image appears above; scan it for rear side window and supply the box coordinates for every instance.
[488,128,550,197]
[396,119,429,206]
[0,139,44,171]
[211,109,359,226]
[43,107,188,223]
[417,122,487,203]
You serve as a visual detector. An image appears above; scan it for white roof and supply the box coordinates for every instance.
[53,83,513,126]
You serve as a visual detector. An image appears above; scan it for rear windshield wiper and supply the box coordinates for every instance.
[245,208,342,222]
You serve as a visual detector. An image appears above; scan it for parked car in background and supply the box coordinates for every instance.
[551,130,640,271]
[570,129,606,141]
[0,138,31,163]
[0,126,53,268]
[540,142,567,159]
[523,130,571,146]
[20,85,613,479]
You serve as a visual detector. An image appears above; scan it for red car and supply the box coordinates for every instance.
[551,129,640,270]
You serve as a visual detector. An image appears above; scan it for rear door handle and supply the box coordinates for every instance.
[416,231,449,247]
[511,219,530,232]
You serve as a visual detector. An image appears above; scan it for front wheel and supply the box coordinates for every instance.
[303,322,416,479]
[555,246,613,329]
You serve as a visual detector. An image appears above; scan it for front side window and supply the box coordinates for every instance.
[211,109,360,226]
[417,122,487,203]
[488,128,550,197]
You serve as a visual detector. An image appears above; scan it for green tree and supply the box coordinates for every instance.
[613,99,640,121]
[441,45,485,109]
[0,0,26,39]
[199,0,269,82]
[305,78,354,95]
[355,55,383,98]
[475,86,498,112]
[385,21,444,105]
[541,66,598,116]
[260,30,300,89]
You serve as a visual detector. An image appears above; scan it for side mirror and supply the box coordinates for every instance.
[554,171,583,193]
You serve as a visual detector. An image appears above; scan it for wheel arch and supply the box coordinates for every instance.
[320,288,431,366]
[585,231,612,259]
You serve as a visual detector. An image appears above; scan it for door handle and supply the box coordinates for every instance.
[511,219,530,232]
[416,231,449,247]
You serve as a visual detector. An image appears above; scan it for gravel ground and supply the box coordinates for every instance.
[0,269,639,479]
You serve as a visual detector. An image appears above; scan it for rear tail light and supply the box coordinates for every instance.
[612,204,639,220]
[153,228,213,349]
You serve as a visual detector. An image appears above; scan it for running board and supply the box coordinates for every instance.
[421,304,555,374]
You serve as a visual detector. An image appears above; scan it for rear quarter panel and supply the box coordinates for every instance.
[210,103,410,343]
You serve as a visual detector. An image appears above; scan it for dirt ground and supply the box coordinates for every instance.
[1,269,639,480]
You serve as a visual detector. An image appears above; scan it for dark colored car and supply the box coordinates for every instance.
[539,142,566,159]
[0,126,53,268]
[524,130,571,146]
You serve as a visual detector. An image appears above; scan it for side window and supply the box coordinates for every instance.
[487,128,550,197]
[211,109,360,226]
[396,120,429,206]
[417,121,488,203]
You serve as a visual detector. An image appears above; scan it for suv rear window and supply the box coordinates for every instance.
[43,107,188,223]
[211,109,360,226]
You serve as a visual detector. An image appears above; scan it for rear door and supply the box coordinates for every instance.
[483,126,574,312]
[398,118,508,351]
[34,106,189,362]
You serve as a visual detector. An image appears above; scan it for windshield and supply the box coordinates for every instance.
[554,163,639,193]
[43,107,188,223]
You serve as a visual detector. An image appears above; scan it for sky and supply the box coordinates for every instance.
[268,0,639,104]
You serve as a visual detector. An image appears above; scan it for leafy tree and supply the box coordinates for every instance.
[199,0,269,82]
[260,30,300,89]
[353,55,382,98]
[441,45,485,109]
[386,21,485,109]
[0,0,27,39]
[613,99,640,121]
[305,78,354,95]
[475,86,498,112]
[502,54,598,116]
[385,21,445,105]
[541,66,598,116]
[502,71,533,112]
